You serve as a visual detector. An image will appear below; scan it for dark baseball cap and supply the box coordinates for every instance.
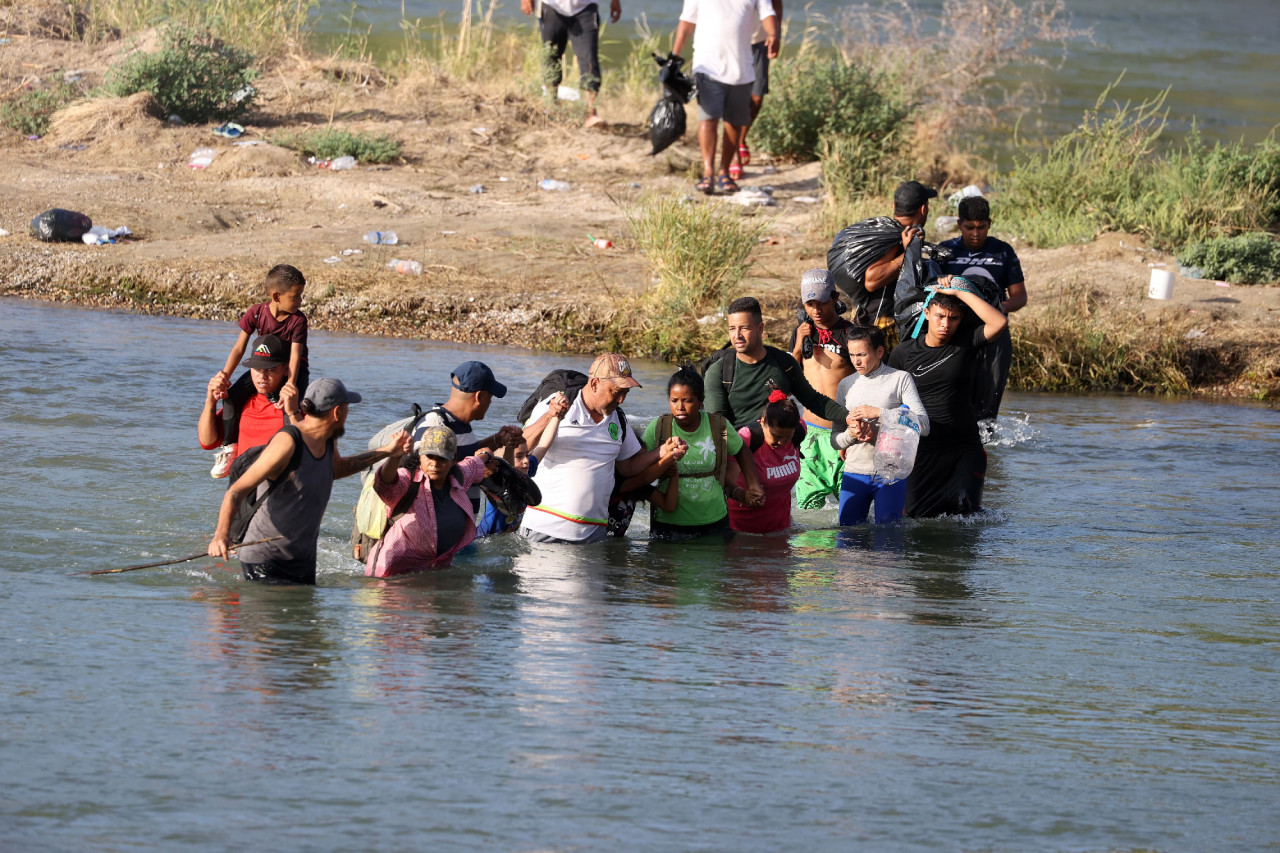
[241,334,288,370]
[303,377,363,411]
[894,180,938,211]
[452,361,507,398]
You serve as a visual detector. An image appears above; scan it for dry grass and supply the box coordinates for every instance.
[47,91,162,144]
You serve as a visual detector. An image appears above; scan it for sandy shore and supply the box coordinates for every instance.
[1,25,1276,401]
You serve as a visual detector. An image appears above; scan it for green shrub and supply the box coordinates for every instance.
[104,26,257,124]
[751,51,913,164]
[1178,233,1280,285]
[0,79,81,136]
[271,127,402,163]
[996,83,1280,249]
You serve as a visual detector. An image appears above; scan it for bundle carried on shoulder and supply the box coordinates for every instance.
[827,217,903,325]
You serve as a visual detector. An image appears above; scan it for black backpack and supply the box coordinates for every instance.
[516,369,588,424]
[226,425,304,545]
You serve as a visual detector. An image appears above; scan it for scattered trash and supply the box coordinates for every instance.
[364,230,398,245]
[726,188,777,207]
[338,203,347,209]
[1183,328,1207,340]
[323,256,341,264]
[188,148,216,169]
[471,127,488,135]
[792,195,820,204]
[589,235,613,249]
[499,177,510,182]
[576,153,591,160]
[231,85,256,103]
[1215,281,1231,288]
[0,228,10,237]
[232,140,264,147]
[557,86,581,102]
[1177,264,1205,280]
[678,195,694,205]
[82,225,132,245]
[329,155,357,171]
[166,114,185,126]
[539,179,571,191]
[212,122,244,138]
[440,230,457,236]
[387,259,423,275]
[762,165,779,175]
[30,208,92,242]
[948,184,983,207]
[64,69,88,83]
[629,182,642,189]
[26,135,39,141]
[696,312,724,325]
[469,184,485,194]
[340,248,362,256]
[0,38,9,46]
[935,215,959,232]
[57,143,88,151]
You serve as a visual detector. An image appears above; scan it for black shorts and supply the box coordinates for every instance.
[903,442,987,518]
[751,41,770,97]
[539,4,601,92]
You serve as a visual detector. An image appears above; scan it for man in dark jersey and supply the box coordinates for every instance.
[938,195,1028,423]
[888,283,1007,518]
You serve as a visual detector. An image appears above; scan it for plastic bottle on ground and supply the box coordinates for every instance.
[386,259,422,275]
[873,406,921,485]
[591,238,612,249]
[188,148,216,169]
[539,179,571,191]
[364,231,398,245]
[330,155,357,171]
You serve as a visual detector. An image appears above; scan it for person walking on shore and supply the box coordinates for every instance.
[208,378,411,584]
[523,0,620,127]
[671,0,779,194]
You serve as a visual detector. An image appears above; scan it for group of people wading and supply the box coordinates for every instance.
[199,181,1026,585]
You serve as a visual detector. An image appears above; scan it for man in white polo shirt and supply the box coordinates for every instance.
[519,353,677,544]
[522,0,621,127]
[671,0,779,195]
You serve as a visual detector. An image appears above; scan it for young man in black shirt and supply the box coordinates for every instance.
[888,282,1007,518]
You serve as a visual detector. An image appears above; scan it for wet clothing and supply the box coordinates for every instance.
[939,235,1023,421]
[727,424,801,533]
[367,455,488,577]
[795,425,842,510]
[704,347,848,428]
[832,364,929,476]
[414,405,481,513]
[238,433,334,584]
[837,473,907,524]
[220,369,305,447]
[651,515,732,541]
[641,412,742,528]
[521,394,642,543]
[539,2,602,92]
[202,392,287,462]
[888,327,990,517]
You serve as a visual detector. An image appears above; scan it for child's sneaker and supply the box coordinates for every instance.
[210,445,235,479]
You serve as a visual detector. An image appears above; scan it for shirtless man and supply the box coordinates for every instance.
[788,269,857,510]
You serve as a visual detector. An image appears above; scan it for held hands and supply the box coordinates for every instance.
[741,485,765,508]
[494,425,525,449]
[381,429,413,457]
[661,436,688,463]
[208,373,230,402]
[276,382,299,415]
[473,448,500,476]
[547,391,570,419]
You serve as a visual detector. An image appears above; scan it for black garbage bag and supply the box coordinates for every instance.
[826,216,902,325]
[648,95,687,155]
[656,52,694,103]
[30,208,92,243]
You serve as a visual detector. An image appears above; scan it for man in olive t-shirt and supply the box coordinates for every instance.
[704,296,848,429]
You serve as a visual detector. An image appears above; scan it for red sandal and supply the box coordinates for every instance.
[738,143,751,166]
[728,162,743,181]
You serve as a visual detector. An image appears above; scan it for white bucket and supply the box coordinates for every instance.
[1148,266,1175,300]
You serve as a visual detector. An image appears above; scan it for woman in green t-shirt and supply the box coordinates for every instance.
[641,366,765,540]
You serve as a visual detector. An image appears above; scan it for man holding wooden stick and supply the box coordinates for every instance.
[207,378,411,585]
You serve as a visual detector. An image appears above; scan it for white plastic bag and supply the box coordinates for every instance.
[873,406,921,484]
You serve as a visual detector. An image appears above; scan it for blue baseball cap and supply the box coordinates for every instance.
[451,361,507,398]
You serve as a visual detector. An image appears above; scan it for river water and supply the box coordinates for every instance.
[2,299,1278,849]
[316,0,1280,148]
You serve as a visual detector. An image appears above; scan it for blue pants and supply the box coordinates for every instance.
[837,473,907,525]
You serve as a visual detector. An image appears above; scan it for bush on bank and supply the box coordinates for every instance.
[104,26,258,124]
[1178,233,1280,285]
[0,78,82,136]
[272,127,402,164]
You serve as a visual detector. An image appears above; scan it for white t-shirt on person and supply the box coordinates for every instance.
[680,0,776,86]
[520,393,642,542]
[541,0,596,18]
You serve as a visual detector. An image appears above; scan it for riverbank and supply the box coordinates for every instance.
[1,23,1277,401]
